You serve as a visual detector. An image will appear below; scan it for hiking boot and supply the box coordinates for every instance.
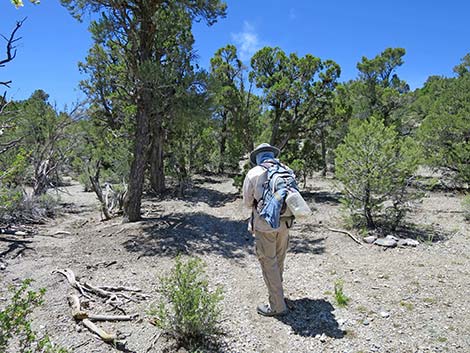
[257,304,287,317]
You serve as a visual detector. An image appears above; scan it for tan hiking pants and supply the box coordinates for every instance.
[255,228,289,313]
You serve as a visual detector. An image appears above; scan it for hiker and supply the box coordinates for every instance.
[242,143,295,316]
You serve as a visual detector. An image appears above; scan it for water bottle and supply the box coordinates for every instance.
[285,190,312,219]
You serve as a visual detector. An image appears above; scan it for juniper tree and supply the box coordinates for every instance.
[335,116,419,230]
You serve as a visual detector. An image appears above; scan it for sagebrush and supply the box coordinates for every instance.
[150,256,224,351]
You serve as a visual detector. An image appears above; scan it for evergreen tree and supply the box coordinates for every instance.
[335,116,419,230]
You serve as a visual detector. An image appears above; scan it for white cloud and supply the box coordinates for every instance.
[231,21,261,62]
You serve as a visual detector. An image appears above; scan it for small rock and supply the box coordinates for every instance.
[374,238,397,247]
[363,236,377,244]
[405,238,419,247]
[397,239,408,247]
[380,311,390,318]
[319,333,327,342]
[363,319,370,325]
[0,263,5,271]
[385,235,399,241]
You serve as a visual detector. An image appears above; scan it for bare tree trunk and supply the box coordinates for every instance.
[124,93,150,222]
[123,14,154,222]
[270,106,282,147]
[364,184,375,229]
[149,117,165,194]
[320,128,327,177]
[88,160,112,221]
[218,111,227,174]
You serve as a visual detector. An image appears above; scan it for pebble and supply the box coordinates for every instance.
[363,319,370,325]
[380,311,391,318]
[363,235,377,244]
[374,238,397,247]
[385,235,399,241]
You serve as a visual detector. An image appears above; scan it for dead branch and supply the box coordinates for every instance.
[53,269,91,299]
[146,332,162,353]
[82,281,119,302]
[54,268,147,304]
[68,294,137,322]
[68,294,88,320]
[99,285,142,292]
[327,227,363,245]
[88,159,113,220]
[82,319,116,343]
[1,18,26,87]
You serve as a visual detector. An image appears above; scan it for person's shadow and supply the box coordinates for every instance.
[275,298,345,338]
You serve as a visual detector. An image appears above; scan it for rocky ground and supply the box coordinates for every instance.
[1,175,469,353]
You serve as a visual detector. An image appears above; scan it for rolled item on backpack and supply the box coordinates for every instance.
[285,191,312,219]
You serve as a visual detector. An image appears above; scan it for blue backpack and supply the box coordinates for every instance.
[257,159,299,229]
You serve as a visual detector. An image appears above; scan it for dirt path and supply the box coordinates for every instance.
[1,177,469,353]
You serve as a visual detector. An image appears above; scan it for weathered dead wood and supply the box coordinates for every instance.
[68,294,137,322]
[146,332,162,353]
[327,227,363,246]
[53,230,71,236]
[82,319,116,343]
[53,269,91,299]
[67,294,88,320]
[99,285,142,292]
[54,268,146,304]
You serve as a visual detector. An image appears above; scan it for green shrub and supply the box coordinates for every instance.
[335,116,420,230]
[462,195,470,222]
[150,257,224,351]
[0,185,23,222]
[0,279,68,353]
[334,279,350,307]
[0,189,59,224]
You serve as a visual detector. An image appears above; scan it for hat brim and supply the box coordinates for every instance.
[250,145,280,165]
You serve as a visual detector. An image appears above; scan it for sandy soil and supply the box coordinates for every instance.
[1,176,469,353]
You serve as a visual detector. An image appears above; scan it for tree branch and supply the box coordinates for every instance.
[1,18,26,88]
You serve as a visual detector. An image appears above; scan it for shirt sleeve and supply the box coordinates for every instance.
[242,172,255,209]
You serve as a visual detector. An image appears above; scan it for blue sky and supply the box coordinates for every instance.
[1,0,470,109]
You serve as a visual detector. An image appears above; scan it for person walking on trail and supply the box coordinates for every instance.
[242,143,295,317]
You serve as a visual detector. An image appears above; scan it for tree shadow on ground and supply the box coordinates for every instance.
[0,237,34,259]
[277,298,345,339]
[145,186,239,208]
[122,212,253,260]
[302,191,342,205]
[289,224,326,254]
[183,186,239,208]
[394,223,453,243]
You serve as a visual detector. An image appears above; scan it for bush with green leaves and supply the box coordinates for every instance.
[0,279,68,353]
[462,195,470,222]
[0,188,59,225]
[150,257,224,351]
[415,74,470,186]
[335,116,420,230]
